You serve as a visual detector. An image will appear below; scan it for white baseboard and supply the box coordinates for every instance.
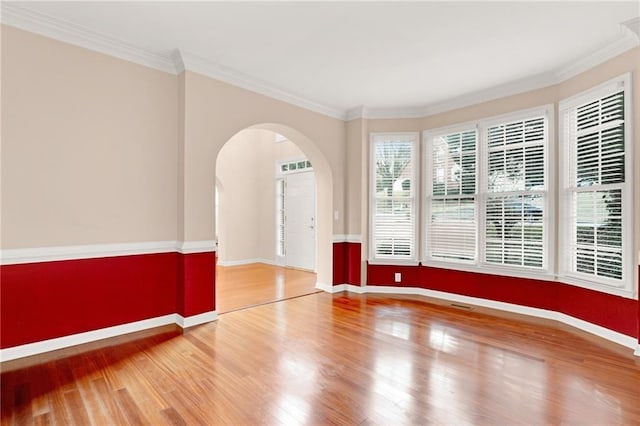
[341,285,639,353]
[317,283,367,293]
[0,311,218,362]
[315,282,334,292]
[176,311,218,328]
[217,258,275,267]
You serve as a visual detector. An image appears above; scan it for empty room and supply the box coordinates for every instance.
[1,1,639,424]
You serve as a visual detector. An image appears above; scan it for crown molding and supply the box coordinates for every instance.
[0,2,177,74]
[555,25,639,82]
[0,3,344,119]
[357,70,559,120]
[345,105,368,122]
[2,3,637,122]
[354,22,640,121]
[621,17,640,39]
[174,50,346,120]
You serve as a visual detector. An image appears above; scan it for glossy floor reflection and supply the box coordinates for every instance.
[216,262,319,313]
[2,292,639,425]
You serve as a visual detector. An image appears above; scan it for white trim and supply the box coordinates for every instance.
[0,311,219,362]
[0,3,177,74]
[1,241,177,265]
[315,281,335,292]
[1,241,218,265]
[332,234,362,243]
[363,72,559,120]
[217,258,276,267]
[1,3,637,122]
[0,314,177,362]
[318,283,367,294]
[177,240,217,254]
[555,27,639,82]
[367,259,420,267]
[345,105,368,122]
[622,17,640,40]
[351,31,638,120]
[345,285,638,352]
[174,50,345,120]
[176,311,218,328]
[0,5,343,120]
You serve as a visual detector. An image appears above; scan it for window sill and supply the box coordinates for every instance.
[421,259,555,282]
[368,259,420,267]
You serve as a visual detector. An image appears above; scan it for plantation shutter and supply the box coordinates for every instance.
[426,129,477,262]
[485,116,546,268]
[371,134,417,261]
[561,84,626,285]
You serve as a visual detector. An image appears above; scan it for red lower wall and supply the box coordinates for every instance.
[333,242,361,285]
[368,263,639,339]
[0,251,216,349]
[1,245,634,350]
[178,252,216,317]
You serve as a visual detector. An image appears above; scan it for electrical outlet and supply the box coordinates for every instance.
[394,272,402,283]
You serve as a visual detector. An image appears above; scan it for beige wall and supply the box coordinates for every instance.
[1,26,179,248]
[179,71,344,285]
[2,22,638,286]
[216,129,265,262]
[1,25,345,285]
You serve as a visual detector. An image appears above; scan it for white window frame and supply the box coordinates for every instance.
[277,158,313,175]
[423,122,479,266]
[275,178,286,261]
[421,106,554,281]
[369,132,420,265]
[559,73,635,298]
[479,105,554,277]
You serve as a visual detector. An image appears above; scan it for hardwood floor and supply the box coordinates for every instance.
[2,292,640,425]
[216,263,319,314]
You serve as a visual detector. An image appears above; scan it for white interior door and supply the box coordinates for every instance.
[284,172,316,271]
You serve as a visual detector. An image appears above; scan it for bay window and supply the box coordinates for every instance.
[423,106,551,275]
[370,76,635,299]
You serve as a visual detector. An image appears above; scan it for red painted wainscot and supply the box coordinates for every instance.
[333,242,361,286]
[0,251,216,349]
[368,263,639,340]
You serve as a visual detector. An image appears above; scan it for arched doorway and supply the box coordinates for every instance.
[214,124,333,313]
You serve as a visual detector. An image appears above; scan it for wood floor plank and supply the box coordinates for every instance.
[216,263,319,313]
[114,388,147,426]
[2,290,640,425]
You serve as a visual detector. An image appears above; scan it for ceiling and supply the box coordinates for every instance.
[2,1,639,119]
